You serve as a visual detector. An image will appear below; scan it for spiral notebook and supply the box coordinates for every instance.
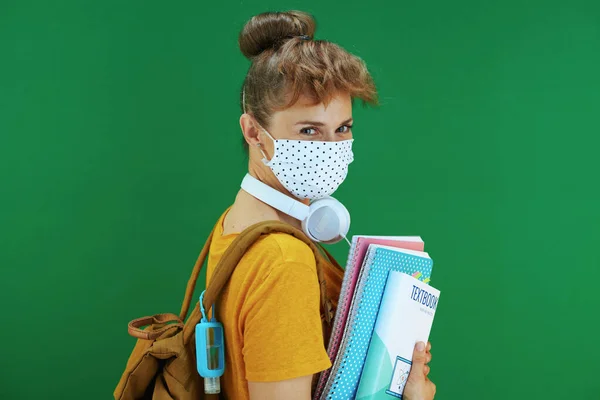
[315,236,424,399]
[319,244,433,400]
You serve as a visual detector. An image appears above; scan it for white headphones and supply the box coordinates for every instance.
[240,173,351,244]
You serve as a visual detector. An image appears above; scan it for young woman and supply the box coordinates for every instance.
[205,10,436,400]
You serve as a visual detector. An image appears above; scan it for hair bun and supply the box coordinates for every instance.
[238,10,316,59]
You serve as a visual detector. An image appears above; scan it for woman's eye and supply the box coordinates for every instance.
[300,127,318,135]
[337,125,353,133]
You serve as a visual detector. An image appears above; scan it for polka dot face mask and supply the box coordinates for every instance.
[258,128,354,200]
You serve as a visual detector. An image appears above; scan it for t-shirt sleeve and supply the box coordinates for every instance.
[241,260,332,382]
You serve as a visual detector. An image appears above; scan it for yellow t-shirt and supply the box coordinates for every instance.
[205,208,343,399]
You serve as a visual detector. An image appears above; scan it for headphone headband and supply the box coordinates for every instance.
[241,174,309,220]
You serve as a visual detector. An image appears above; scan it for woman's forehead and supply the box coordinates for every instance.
[272,92,353,125]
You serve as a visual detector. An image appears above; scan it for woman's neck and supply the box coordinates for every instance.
[222,188,302,235]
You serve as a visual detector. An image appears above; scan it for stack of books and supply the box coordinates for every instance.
[315,235,441,400]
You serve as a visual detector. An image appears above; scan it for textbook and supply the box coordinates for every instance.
[319,245,434,400]
[315,236,425,399]
[355,270,441,399]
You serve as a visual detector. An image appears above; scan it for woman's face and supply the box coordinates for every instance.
[244,90,354,202]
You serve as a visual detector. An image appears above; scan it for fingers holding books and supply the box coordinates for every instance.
[409,341,428,376]
[422,341,432,375]
[404,341,436,400]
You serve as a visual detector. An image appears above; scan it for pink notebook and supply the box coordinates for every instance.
[315,235,425,399]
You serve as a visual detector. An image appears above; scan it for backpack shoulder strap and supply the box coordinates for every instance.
[181,219,335,343]
[178,222,217,321]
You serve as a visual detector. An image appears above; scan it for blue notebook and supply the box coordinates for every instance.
[320,245,433,400]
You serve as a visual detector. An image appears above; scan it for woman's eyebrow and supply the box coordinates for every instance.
[294,118,353,126]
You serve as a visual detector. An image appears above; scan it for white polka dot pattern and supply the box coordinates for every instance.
[323,246,433,400]
[263,138,354,199]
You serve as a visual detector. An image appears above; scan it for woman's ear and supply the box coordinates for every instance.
[240,113,261,147]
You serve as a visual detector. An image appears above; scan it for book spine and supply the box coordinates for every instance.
[327,236,359,352]
[315,238,360,398]
[321,246,380,400]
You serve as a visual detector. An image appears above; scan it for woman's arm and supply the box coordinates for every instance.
[241,259,331,396]
[248,375,313,400]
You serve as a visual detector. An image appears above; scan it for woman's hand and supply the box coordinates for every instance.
[403,341,436,400]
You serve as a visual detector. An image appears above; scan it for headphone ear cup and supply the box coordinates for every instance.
[302,197,351,244]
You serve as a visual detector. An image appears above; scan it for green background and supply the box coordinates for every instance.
[1,0,599,399]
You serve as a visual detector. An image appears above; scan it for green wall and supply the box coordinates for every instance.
[1,1,599,399]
